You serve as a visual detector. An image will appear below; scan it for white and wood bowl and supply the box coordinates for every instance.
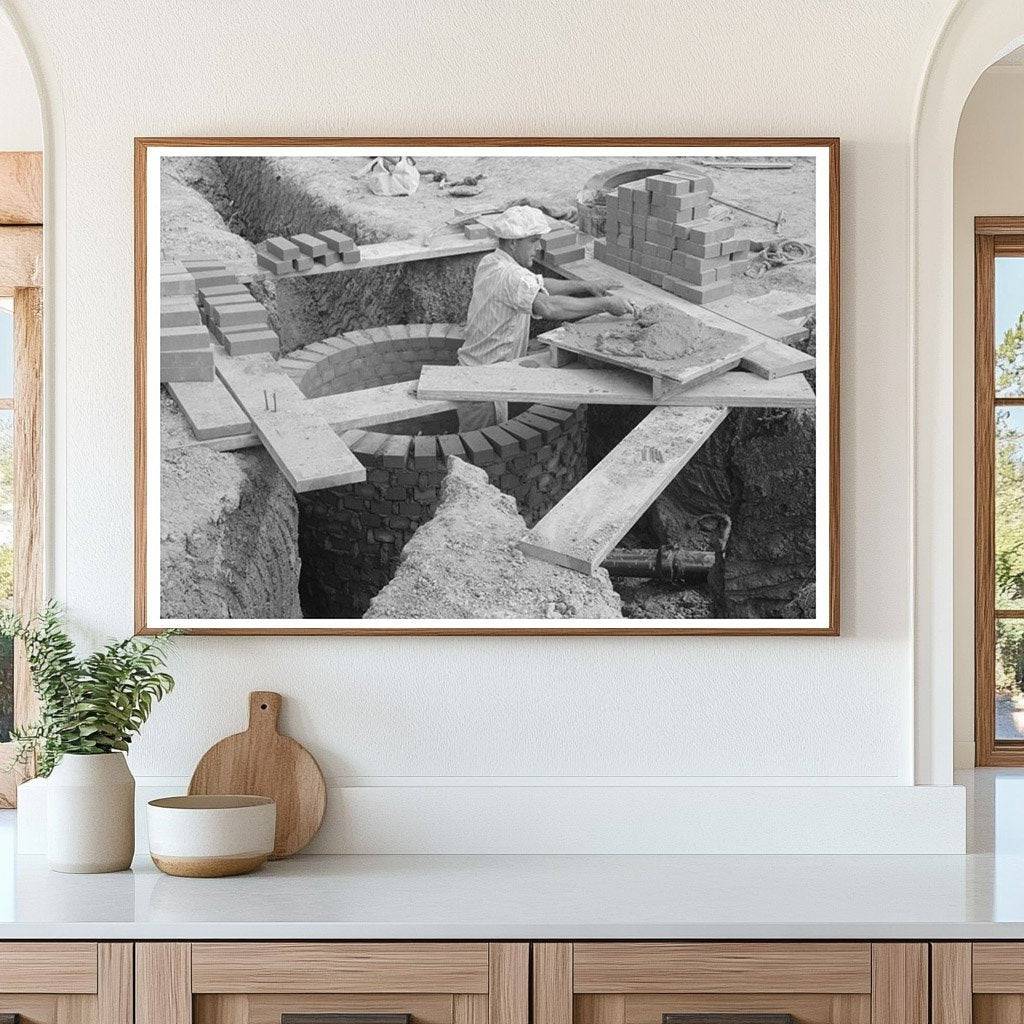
[147,795,276,878]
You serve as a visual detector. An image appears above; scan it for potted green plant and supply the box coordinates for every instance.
[2,603,177,873]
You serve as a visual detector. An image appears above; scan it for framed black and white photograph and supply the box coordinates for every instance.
[135,137,838,635]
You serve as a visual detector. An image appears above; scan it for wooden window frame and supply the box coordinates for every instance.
[0,151,43,806]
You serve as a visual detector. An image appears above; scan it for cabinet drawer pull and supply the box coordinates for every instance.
[283,1016,411,1024]
[665,1016,796,1024]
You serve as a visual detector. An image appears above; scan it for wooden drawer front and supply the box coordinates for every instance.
[973,944,1024,992]
[577,993,870,1024]
[572,944,873,995]
[0,942,98,993]
[191,943,490,994]
[196,993,463,1024]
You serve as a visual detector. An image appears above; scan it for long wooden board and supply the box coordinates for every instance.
[539,254,813,380]
[310,378,459,431]
[704,293,810,344]
[519,405,728,573]
[298,232,495,277]
[417,363,815,409]
[167,378,252,439]
[214,349,365,491]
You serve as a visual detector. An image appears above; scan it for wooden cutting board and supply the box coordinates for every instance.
[188,691,326,859]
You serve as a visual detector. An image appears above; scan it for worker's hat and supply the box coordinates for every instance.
[480,205,552,239]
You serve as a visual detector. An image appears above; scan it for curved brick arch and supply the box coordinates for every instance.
[285,324,589,616]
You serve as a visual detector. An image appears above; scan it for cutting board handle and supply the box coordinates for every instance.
[248,691,282,734]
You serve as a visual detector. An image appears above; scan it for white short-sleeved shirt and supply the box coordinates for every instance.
[457,248,547,366]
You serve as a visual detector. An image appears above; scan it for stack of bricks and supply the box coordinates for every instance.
[538,226,585,267]
[256,230,360,275]
[593,171,751,305]
[196,281,281,357]
[160,260,216,383]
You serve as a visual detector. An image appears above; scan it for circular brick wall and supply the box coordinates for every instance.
[285,324,589,618]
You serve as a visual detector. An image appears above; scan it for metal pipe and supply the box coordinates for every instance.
[602,547,715,582]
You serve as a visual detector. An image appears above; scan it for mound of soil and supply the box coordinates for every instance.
[365,457,622,620]
[587,303,744,362]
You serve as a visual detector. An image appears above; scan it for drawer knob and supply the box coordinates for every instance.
[665,1016,797,1024]
[283,1016,412,1024]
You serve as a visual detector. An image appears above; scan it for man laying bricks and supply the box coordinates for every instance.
[456,205,636,431]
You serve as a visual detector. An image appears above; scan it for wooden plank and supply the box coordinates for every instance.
[543,255,812,379]
[576,997,625,1024]
[519,405,727,573]
[534,945,572,1024]
[739,342,816,380]
[136,944,191,1024]
[98,944,133,1024]
[417,364,814,409]
[744,289,816,320]
[930,945,971,1024]
[973,943,1024,991]
[0,226,42,288]
[489,944,529,1024]
[191,942,489,994]
[544,315,757,393]
[704,293,811,344]
[871,945,928,1024]
[214,350,365,492]
[167,378,252,440]
[309,378,458,432]
[572,942,871,994]
[0,943,98,994]
[298,232,495,277]
[0,152,43,224]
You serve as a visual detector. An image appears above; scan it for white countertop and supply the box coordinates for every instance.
[1,847,1023,940]
[0,769,1021,941]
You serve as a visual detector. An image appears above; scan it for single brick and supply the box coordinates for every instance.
[314,229,356,252]
[294,255,315,272]
[341,249,361,264]
[675,237,723,258]
[530,404,575,423]
[460,430,497,466]
[160,273,195,298]
[223,329,280,356]
[670,263,717,286]
[189,269,238,288]
[464,223,490,240]
[380,435,411,469]
[209,302,269,328]
[266,236,301,259]
[721,236,752,256]
[481,425,520,459]
[543,247,585,265]
[516,411,559,443]
[642,255,674,275]
[544,228,579,248]
[160,346,214,383]
[292,233,329,257]
[686,219,735,244]
[161,324,213,352]
[161,260,187,278]
[199,283,251,300]
[663,276,734,305]
[412,435,439,469]
[161,304,201,329]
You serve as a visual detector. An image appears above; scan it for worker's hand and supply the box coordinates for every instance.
[583,279,622,297]
[603,295,637,317]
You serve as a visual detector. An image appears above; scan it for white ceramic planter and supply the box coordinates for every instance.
[46,752,135,873]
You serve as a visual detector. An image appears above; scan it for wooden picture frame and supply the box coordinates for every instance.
[975,217,1024,765]
[0,151,43,806]
[135,137,839,636]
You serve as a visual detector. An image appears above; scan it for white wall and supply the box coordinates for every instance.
[952,65,1024,767]
[0,0,975,852]
[0,8,40,151]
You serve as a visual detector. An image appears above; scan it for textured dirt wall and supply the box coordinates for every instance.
[160,401,301,619]
[366,457,621,620]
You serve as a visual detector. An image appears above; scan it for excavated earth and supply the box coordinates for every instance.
[366,458,622,620]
